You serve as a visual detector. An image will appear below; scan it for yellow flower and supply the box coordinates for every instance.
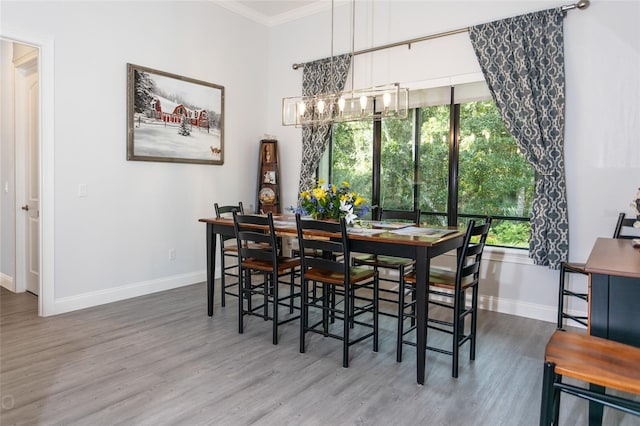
[354,196,364,206]
[342,181,350,187]
[312,187,326,200]
[318,179,325,184]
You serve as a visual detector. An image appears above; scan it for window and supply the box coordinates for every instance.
[324,82,534,248]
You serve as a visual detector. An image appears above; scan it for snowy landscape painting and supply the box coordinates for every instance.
[126,63,224,165]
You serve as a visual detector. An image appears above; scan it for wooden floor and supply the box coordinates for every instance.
[1,284,638,425]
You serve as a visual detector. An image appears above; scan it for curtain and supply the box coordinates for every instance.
[297,54,351,194]
[469,8,568,269]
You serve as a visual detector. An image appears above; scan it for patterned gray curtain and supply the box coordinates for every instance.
[298,54,351,194]
[469,8,568,269]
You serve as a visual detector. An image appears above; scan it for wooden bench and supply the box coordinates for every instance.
[540,330,640,425]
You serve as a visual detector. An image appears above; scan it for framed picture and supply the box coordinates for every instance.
[263,170,276,184]
[127,63,224,165]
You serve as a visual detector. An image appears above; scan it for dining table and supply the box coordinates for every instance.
[198,214,465,385]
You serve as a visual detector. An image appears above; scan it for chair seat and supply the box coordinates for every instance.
[353,254,414,269]
[241,256,300,274]
[303,266,375,286]
[404,266,475,289]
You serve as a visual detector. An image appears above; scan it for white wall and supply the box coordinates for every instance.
[1,1,270,313]
[1,1,638,321]
[265,1,640,322]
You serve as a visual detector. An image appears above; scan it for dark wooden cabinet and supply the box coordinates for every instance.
[256,139,280,214]
[586,238,640,347]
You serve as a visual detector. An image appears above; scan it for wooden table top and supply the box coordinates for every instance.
[585,237,640,279]
[199,215,463,248]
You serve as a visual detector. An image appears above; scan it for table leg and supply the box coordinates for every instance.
[415,246,429,385]
[206,223,217,316]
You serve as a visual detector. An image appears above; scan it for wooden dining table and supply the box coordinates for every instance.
[198,214,465,385]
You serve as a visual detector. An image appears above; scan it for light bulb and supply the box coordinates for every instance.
[317,99,325,114]
[383,92,391,108]
[359,95,368,112]
[298,101,306,116]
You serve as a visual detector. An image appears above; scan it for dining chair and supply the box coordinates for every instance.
[295,214,379,368]
[214,202,245,307]
[351,208,421,320]
[233,211,300,345]
[397,216,492,378]
[557,212,635,328]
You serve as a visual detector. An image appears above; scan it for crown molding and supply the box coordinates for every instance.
[214,1,339,27]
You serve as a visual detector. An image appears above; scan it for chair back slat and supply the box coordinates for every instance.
[295,214,350,277]
[215,202,244,217]
[613,212,638,240]
[378,208,421,224]
[216,202,245,243]
[233,212,277,265]
[455,217,492,288]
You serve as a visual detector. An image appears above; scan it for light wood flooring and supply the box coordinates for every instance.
[1,283,638,425]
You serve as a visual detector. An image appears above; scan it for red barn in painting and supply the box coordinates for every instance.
[149,97,209,128]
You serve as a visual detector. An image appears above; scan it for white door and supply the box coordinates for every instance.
[14,48,40,295]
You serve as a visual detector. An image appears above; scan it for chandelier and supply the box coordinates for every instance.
[281,1,409,128]
[282,83,408,127]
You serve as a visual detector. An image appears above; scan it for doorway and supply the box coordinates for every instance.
[1,34,54,316]
[1,39,42,303]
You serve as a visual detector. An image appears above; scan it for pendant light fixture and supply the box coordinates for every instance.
[282,0,408,127]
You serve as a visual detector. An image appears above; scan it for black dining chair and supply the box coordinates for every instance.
[295,214,379,368]
[351,208,421,320]
[557,212,636,329]
[214,202,245,307]
[233,211,300,345]
[398,216,491,378]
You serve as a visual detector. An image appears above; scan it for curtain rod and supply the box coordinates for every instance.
[291,0,589,70]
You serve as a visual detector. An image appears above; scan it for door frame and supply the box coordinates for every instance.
[3,32,55,316]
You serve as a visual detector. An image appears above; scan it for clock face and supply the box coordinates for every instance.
[259,187,276,204]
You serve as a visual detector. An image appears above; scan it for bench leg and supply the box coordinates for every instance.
[588,384,605,426]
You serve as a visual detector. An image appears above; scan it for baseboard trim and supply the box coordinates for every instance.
[477,294,556,323]
[478,294,586,328]
[1,273,14,291]
[52,271,206,315]
[48,270,586,326]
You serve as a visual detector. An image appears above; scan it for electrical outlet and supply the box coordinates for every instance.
[169,248,176,260]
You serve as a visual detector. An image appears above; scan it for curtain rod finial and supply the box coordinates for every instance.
[577,0,589,9]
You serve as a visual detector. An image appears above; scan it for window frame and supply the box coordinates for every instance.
[324,83,533,249]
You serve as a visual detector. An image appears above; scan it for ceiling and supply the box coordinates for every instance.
[217,0,331,27]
